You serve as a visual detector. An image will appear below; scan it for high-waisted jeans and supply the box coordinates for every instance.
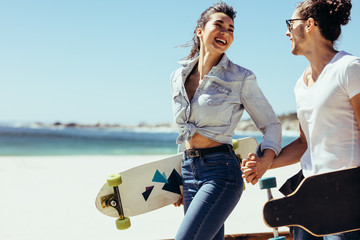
[175,145,243,240]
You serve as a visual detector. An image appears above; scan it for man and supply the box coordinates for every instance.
[242,0,360,239]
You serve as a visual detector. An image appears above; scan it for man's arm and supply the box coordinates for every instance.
[350,93,360,131]
[270,123,307,169]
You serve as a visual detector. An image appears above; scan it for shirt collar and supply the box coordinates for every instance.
[217,53,230,69]
[178,53,230,70]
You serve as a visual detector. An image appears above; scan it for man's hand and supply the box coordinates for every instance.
[241,149,275,185]
[173,195,183,207]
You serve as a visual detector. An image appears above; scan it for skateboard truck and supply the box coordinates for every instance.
[259,177,286,240]
[106,173,131,230]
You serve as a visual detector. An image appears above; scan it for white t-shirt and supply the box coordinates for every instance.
[294,51,360,177]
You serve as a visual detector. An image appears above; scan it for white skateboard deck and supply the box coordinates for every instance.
[95,137,258,218]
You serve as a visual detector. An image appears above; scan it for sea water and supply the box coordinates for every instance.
[0,124,297,156]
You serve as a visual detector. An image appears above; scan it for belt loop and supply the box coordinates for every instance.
[199,149,203,161]
[227,143,235,156]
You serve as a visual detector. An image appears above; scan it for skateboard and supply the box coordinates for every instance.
[262,167,360,237]
[259,177,287,240]
[95,137,258,230]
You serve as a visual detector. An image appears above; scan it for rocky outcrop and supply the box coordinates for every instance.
[236,113,299,133]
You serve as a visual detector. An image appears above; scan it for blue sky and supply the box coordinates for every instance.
[1,0,359,125]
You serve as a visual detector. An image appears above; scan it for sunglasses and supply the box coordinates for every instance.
[286,18,307,31]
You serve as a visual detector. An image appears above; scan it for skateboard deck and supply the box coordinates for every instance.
[96,153,183,218]
[95,137,258,222]
[263,166,360,236]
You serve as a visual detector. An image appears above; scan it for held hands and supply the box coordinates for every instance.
[241,153,259,184]
[173,195,183,207]
[241,150,274,185]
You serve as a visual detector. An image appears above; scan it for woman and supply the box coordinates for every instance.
[170,2,282,240]
[242,0,360,239]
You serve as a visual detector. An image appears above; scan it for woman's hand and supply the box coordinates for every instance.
[173,195,183,207]
[241,153,259,183]
[241,149,275,185]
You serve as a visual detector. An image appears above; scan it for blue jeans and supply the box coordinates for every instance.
[293,227,360,240]
[175,145,243,240]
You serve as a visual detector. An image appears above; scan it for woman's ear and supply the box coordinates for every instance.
[196,28,203,37]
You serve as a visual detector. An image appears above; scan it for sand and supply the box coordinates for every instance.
[0,155,301,240]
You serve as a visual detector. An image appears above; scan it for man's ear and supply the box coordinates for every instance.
[305,18,317,32]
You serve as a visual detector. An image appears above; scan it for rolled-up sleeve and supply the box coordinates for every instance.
[240,73,282,156]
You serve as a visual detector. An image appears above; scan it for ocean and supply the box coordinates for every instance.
[0,124,297,156]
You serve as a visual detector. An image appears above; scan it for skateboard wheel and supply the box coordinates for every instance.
[115,217,131,230]
[107,173,122,187]
[259,177,277,189]
[232,139,239,150]
[269,237,286,240]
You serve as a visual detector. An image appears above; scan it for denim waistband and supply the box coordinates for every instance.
[184,144,233,158]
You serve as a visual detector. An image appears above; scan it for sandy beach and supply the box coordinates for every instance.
[0,155,301,240]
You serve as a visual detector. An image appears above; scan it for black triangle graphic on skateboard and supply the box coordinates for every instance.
[162,169,182,194]
[142,186,154,201]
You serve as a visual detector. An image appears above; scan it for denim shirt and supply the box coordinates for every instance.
[170,54,282,154]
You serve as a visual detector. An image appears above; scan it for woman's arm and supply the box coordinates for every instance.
[240,73,282,184]
[240,73,282,156]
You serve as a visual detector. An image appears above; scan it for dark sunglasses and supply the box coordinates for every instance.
[286,18,307,31]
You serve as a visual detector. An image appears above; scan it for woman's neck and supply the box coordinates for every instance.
[197,50,223,80]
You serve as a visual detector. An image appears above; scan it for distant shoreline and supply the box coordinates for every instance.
[0,113,299,134]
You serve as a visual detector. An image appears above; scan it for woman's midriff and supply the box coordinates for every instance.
[185,133,224,149]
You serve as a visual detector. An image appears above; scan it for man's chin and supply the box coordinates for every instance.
[291,48,301,56]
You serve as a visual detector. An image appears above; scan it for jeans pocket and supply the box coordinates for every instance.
[232,162,244,197]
